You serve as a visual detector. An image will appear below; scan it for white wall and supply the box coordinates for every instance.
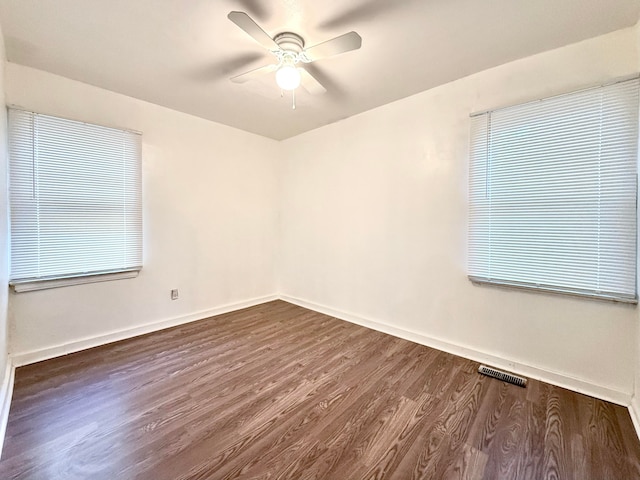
[635,303,640,424]
[0,22,9,384]
[279,27,640,400]
[636,248,640,424]
[6,63,280,357]
[632,22,640,432]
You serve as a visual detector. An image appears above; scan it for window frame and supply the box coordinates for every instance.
[7,108,143,292]
[467,77,639,304]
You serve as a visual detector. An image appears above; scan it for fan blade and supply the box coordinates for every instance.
[228,11,279,50]
[235,0,270,20]
[319,0,417,30]
[189,53,265,81]
[302,31,362,62]
[231,63,277,83]
[299,68,327,95]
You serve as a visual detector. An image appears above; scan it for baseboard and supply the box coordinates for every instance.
[11,294,279,367]
[280,294,632,407]
[630,396,640,442]
[0,358,15,458]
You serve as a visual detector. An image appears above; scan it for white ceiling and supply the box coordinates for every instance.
[0,0,638,140]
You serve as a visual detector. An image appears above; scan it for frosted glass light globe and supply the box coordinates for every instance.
[276,65,301,91]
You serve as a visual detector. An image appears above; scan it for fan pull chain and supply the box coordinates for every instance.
[292,89,296,110]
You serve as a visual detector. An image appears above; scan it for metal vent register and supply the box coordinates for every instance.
[478,365,527,388]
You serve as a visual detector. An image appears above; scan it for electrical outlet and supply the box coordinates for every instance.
[171,289,179,300]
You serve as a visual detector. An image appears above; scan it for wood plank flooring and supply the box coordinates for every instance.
[0,300,639,479]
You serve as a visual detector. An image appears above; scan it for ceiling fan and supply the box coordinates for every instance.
[227,11,362,108]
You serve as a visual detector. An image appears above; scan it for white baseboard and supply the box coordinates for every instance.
[630,396,640,442]
[280,294,632,407]
[0,358,15,458]
[11,294,279,367]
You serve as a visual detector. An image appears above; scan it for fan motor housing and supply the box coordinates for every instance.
[274,32,304,53]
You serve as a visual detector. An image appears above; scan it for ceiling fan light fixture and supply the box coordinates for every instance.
[227,11,362,99]
[275,64,301,91]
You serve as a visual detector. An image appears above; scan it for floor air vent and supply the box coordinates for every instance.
[478,365,527,388]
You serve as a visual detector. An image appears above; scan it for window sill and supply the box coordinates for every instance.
[10,269,140,293]
[468,275,638,305]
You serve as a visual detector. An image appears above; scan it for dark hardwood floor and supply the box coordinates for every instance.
[0,300,638,479]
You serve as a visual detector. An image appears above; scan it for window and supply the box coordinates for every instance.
[8,109,142,291]
[468,78,639,303]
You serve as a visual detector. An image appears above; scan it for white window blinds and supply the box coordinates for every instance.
[8,109,142,283]
[469,78,639,302]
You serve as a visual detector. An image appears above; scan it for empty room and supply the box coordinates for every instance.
[0,0,638,479]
